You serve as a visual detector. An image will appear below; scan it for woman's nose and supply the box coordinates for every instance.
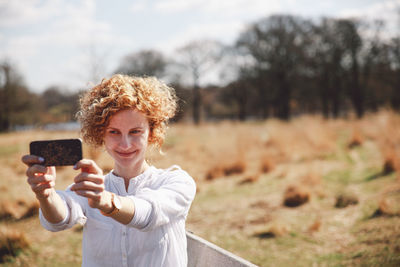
[119,135,132,149]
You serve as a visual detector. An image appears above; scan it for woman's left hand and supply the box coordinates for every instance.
[70,159,107,210]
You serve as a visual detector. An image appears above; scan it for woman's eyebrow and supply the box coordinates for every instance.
[129,126,144,130]
[106,126,143,130]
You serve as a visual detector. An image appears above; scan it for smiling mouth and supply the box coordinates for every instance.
[116,150,137,157]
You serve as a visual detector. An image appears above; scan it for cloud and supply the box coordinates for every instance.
[157,20,245,53]
[153,0,281,18]
[154,0,203,13]
[0,0,64,27]
[339,0,400,19]
[338,0,400,38]
[0,0,106,57]
[2,0,397,92]
[0,0,134,90]
[130,0,148,13]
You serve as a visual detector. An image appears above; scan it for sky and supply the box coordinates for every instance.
[0,0,399,93]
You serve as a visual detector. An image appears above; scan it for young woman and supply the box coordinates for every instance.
[22,74,196,267]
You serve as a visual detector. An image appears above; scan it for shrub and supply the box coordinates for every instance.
[254,224,288,239]
[283,185,310,207]
[205,166,224,180]
[20,201,39,219]
[372,195,400,217]
[348,128,363,149]
[205,159,247,180]
[0,201,19,221]
[308,219,321,232]
[238,174,259,185]
[0,227,30,262]
[223,160,246,176]
[260,156,275,173]
[382,151,399,175]
[335,193,359,208]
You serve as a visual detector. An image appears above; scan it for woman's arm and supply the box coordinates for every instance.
[21,155,68,224]
[70,161,195,228]
[130,169,196,231]
[70,159,136,225]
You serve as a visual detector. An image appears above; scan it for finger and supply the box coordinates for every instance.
[74,159,103,175]
[74,173,104,184]
[31,181,53,193]
[26,164,48,177]
[47,166,56,176]
[73,190,102,199]
[27,174,53,185]
[70,181,104,192]
[22,154,45,167]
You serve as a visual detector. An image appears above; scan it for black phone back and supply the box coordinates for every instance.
[29,139,82,166]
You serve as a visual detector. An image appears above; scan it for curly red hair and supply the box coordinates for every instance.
[76,74,177,149]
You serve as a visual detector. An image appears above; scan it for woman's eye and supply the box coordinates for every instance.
[130,130,141,134]
[108,130,119,134]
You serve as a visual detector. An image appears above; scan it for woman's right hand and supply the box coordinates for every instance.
[21,155,57,200]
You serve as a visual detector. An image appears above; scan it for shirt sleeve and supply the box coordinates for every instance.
[39,188,88,232]
[127,166,196,231]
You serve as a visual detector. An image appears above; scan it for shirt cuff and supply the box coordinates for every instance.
[39,197,71,232]
[126,195,152,229]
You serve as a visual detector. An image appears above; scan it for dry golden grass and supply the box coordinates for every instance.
[307,218,322,233]
[0,226,30,262]
[1,110,400,266]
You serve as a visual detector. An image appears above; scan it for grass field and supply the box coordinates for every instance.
[1,110,400,266]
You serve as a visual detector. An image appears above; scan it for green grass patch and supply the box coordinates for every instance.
[324,169,354,185]
[315,253,346,266]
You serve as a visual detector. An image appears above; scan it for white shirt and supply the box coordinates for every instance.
[39,165,196,267]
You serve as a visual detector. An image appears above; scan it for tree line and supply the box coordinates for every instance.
[0,62,81,131]
[1,14,400,131]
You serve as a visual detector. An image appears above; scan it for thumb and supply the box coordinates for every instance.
[74,159,103,175]
[47,166,56,176]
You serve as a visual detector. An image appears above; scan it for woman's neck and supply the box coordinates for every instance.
[113,160,150,182]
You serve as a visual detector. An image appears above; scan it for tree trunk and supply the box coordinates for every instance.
[192,85,201,124]
[350,52,364,118]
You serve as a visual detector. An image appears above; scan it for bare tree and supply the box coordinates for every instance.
[0,61,13,131]
[74,43,110,87]
[311,18,348,118]
[388,8,400,110]
[175,39,223,124]
[237,15,313,120]
[115,49,167,78]
[0,60,38,131]
[219,45,257,121]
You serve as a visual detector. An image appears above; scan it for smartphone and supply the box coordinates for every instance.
[29,139,83,166]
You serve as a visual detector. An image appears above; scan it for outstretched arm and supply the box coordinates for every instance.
[21,155,67,224]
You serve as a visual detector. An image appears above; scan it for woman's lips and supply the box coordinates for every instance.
[116,150,136,157]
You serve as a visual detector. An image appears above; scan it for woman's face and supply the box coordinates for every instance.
[103,109,150,175]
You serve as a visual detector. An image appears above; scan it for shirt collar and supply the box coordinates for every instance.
[108,165,155,186]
